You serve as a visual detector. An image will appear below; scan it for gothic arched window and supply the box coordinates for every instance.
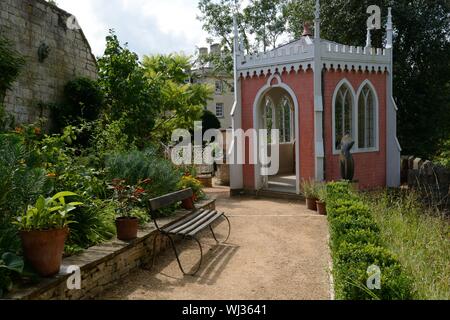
[334,82,354,150]
[357,84,377,149]
[277,97,292,143]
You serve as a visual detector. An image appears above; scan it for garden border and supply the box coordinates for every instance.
[5,199,216,300]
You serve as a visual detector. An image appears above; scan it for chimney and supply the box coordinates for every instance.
[199,47,208,57]
[210,43,220,55]
[302,21,313,37]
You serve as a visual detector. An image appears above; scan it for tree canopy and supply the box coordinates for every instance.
[142,54,213,143]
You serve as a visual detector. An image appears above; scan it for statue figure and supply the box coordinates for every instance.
[340,134,355,181]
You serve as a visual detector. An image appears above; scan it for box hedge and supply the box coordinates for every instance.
[326,182,413,300]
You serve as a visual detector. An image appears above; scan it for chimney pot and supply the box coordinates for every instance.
[302,22,313,37]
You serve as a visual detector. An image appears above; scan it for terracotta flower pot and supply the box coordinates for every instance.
[181,196,195,210]
[116,217,139,241]
[316,201,327,215]
[306,197,318,211]
[20,227,69,277]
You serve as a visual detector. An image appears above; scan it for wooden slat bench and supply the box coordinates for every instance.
[148,188,231,276]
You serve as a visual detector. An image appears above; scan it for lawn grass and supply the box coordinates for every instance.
[365,191,450,300]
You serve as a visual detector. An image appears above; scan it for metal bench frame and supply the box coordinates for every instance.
[148,188,231,276]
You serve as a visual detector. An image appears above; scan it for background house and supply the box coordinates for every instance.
[191,44,233,131]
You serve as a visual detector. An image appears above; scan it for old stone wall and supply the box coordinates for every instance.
[401,156,450,207]
[0,0,97,125]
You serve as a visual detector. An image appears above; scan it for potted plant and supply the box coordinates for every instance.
[316,184,327,215]
[110,179,147,241]
[14,192,82,277]
[177,175,205,210]
[301,179,319,211]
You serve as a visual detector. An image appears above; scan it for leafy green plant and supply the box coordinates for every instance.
[0,36,25,102]
[109,179,150,218]
[98,30,162,145]
[51,78,104,133]
[14,192,83,231]
[177,175,205,201]
[65,199,117,254]
[0,252,24,297]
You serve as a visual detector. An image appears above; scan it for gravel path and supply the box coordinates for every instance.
[100,186,332,300]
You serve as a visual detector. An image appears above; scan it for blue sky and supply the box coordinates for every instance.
[57,0,211,58]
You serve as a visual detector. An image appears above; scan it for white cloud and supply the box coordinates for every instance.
[56,0,210,58]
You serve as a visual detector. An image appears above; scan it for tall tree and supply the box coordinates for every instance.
[244,0,287,52]
[97,30,162,144]
[142,54,213,143]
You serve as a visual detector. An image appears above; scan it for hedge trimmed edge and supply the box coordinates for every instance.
[327,182,413,300]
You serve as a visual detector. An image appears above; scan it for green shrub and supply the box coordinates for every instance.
[106,148,182,198]
[51,78,104,130]
[66,200,117,253]
[334,243,413,300]
[327,182,413,300]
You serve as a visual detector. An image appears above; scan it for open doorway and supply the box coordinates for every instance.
[260,87,297,194]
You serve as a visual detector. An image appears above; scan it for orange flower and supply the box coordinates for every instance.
[47,173,57,178]
[34,127,42,135]
[15,127,23,134]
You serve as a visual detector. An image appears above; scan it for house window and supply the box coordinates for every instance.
[215,103,224,118]
[358,84,377,149]
[215,80,223,94]
[277,97,292,143]
[334,83,354,150]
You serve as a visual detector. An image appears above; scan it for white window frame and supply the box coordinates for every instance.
[332,79,380,155]
[215,103,224,118]
[355,80,379,153]
[332,79,356,155]
[215,80,223,95]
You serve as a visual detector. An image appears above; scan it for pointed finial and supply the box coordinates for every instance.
[386,7,393,49]
[315,0,320,20]
[366,28,372,48]
[314,0,321,39]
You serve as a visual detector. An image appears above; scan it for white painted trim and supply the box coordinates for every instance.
[252,74,301,194]
[331,78,357,155]
[355,79,380,153]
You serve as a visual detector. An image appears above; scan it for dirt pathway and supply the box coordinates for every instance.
[100,187,332,300]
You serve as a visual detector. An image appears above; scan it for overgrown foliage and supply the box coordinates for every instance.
[0,37,25,131]
[326,182,413,300]
[0,36,25,102]
[51,78,104,131]
[97,30,162,145]
[364,190,450,299]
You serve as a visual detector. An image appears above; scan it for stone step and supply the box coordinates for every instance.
[256,189,305,201]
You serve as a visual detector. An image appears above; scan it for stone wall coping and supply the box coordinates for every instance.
[5,198,216,300]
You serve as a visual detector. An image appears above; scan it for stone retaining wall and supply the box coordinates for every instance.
[0,0,97,125]
[6,199,216,300]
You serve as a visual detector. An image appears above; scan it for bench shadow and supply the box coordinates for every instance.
[154,225,240,286]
